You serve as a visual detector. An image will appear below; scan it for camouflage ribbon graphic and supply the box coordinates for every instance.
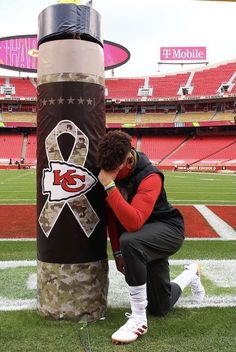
[38,120,99,238]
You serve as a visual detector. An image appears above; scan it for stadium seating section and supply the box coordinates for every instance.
[149,72,190,98]
[190,62,236,96]
[0,60,236,102]
[0,133,23,162]
[104,61,236,99]
[1,60,236,125]
[24,134,36,164]
[143,135,236,165]
[0,77,36,98]
[106,78,144,99]
[106,113,136,124]
[140,135,187,162]
[1,111,233,126]
[1,133,234,167]
[2,112,36,125]
[0,59,236,167]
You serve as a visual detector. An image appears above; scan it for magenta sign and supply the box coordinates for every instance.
[0,35,38,72]
[0,35,130,72]
[160,47,207,61]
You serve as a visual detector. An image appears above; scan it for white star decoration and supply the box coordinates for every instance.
[87,98,93,105]
[67,97,75,104]
[58,97,64,104]
[49,98,55,105]
[38,96,95,107]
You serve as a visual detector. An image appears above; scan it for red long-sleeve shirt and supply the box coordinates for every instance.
[106,173,162,252]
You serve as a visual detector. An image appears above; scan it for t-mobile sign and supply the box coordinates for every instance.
[160,47,207,61]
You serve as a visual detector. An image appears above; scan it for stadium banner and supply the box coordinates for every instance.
[0,33,130,72]
[37,3,108,321]
[0,35,38,72]
[160,47,207,61]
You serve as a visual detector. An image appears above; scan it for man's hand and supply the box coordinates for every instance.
[115,255,125,275]
[98,168,120,187]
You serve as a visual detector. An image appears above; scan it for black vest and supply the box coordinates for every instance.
[116,151,183,223]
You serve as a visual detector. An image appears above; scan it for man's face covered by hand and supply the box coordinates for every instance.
[97,130,134,184]
[116,152,134,180]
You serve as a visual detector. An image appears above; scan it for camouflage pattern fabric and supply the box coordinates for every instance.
[39,120,99,238]
[37,72,105,86]
[37,259,109,321]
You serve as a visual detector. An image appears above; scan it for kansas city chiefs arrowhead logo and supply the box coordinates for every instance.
[42,161,97,202]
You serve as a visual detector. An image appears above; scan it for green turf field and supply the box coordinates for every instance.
[0,169,235,205]
[165,171,236,204]
[0,169,236,351]
[0,240,236,352]
[1,240,236,261]
[0,170,36,204]
[0,308,235,352]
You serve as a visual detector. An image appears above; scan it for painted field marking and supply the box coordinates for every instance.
[0,191,35,193]
[200,178,216,181]
[0,260,236,311]
[109,260,236,309]
[194,205,236,239]
[0,260,36,268]
[0,199,36,203]
[0,297,36,311]
[0,172,33,185]
[169,200,236,203]
[168,192,236,194]
[171,175,186,178]
[0,238,36,241]
[0,186,35,188]
[26,273,37,290]
[0,237,231,241]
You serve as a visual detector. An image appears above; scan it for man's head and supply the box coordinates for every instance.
[97,130,133,171]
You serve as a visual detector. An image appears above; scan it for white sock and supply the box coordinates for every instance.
[129,283,147,322]
[172,265,197,292]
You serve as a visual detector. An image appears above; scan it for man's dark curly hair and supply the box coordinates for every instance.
[97,130,132,170]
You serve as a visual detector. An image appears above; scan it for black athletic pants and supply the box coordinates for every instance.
[120,218,184,316]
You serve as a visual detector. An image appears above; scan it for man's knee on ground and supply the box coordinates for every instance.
[147,303,170,317]
[147,288,171,317]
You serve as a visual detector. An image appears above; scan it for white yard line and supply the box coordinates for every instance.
[0,238,36,241]
[186,237,231,241]
[0,237,231,242]
[174,296,236,308]
[0,260,36,268]
[0,200,36,202]
[170,259,236,287]
[170,200,236,203]
[194,205,236,239]
[27,273,37,290]
[0,191,35,193]
[0,260,236,310]
[108,260,236,308]
[168,192,236,194]
[0,297,36,311]
[0,172,32,184]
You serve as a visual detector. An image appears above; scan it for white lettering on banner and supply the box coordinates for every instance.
[160,47,207,61]
[162,49,172,59]
[1,38,37,69]
[172,49,204,60]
